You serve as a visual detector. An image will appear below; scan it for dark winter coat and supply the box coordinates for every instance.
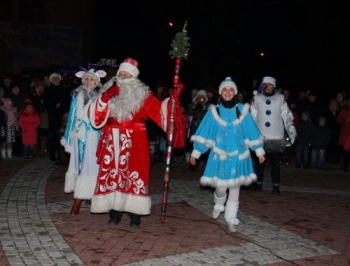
[296,120,315,146]
[311,126,331,150]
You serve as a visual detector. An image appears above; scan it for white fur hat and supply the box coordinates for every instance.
[75,69,107,85]
[192,90,208,103]
[219,77,238,95]
[262,76,276,87]
[117,58,140,77]
[49,73,62,84]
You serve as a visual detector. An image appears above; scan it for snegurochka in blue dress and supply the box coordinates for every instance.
[61,68,107,215]
[190,77,266,233]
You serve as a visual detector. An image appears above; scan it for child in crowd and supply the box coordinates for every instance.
[295,111,314,168]
[1,98,18,159]
[0,106,6,156]
[343,135,350,171]
[184,89,209,165]
[18,99,40,158]
[310,116,331,168]
[336,98,350,171]
[325,99,341,164]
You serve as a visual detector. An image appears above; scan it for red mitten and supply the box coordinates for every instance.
[170,83,184,102]
[101,85,120,103]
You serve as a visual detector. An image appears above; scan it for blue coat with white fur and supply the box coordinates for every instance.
[191,103,265,188]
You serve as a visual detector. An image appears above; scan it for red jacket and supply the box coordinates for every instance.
[19,109,40,145]
[337,107,350,146]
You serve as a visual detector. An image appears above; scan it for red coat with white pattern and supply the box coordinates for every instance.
[89,91,171,215]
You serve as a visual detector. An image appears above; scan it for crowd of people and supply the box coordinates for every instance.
[0,59,349,233]
[0,73,72,162]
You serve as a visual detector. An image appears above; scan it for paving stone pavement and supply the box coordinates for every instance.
[0,157,349,265]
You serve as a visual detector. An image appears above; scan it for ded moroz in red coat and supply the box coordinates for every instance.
[18,104,40,145]
[88,79,184,216]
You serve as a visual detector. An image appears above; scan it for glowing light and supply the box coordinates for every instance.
[260,52,265,57]
[169,22,174,27]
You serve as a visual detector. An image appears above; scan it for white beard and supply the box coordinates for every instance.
[109,78,150,122]
[117,76,133,84]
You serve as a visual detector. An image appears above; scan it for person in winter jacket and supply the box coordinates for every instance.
[1,98,18,159]
[0,107,6,157]
[336,98,350,171]
[18,99,40,158]
[310,116,331,168]
[184,89,210,166]
[295,111,315,168]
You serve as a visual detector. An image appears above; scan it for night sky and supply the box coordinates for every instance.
[95,0,349,100]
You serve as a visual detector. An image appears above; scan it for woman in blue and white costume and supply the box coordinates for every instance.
[61,68,106,215]
[190,77,266,232]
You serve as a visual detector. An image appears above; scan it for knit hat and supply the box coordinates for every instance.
[192,90,208,103]
[49,73,62,85]
[308,90,318,97]
[2,98,12,108]
[75,69,107,85]
[24,98,33,107]
[34,79,44,87]
[9,83,20,90]
[301,111,310,117]
[318,116,326,122]
[336,91,347,100]
[329,98,339,106]
[117,58,140,77]
[206,85,215,96]
[262,76,276,87]
[191,89,198,97]
[218,77,238,95]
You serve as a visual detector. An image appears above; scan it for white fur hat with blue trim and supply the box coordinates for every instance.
[219,77,238,95]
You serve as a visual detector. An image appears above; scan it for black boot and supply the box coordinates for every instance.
[252,182,263,191]
[129,213,141,228]
[295,161,301,168]
[272,185,280,196]
[303,162,309,169]
[108,210,123,225]
[189,164,196,172]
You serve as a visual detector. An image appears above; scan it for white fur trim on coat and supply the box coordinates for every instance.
[74,174,98,199]
[64,171,77,193]
[161,98,169,131]
[91,192,152,215]
[200,173,257,188]
[89,95,110,129]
